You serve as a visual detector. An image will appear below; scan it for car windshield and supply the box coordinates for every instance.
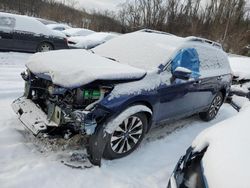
[93,31,185,70]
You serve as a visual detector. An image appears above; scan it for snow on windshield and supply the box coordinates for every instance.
[93,31,185,70]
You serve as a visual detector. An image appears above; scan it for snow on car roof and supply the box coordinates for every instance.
[68,32,118,49]
[93,30,186,70]
[0,12,62,37]
[192,102,250,188]
[62,28,95,37]
[46,23,71,30]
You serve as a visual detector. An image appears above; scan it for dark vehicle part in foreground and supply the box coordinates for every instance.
[167,147,207,188]
[0,12,68,52]
[12,30,232,166]
[226,77,250,111]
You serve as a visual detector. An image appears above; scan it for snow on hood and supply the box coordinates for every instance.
[26,49,146,88]
[192,102,250,188]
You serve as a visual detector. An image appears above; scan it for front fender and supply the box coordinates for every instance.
[87,104,152,166]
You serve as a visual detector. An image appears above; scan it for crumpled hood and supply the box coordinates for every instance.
[26,49,146,88]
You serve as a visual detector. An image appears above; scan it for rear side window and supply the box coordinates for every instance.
[171,48,200,78]
[0,16,15,30]
[196,46,231,77]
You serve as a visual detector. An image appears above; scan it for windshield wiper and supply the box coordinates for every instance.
[105,56,119,62]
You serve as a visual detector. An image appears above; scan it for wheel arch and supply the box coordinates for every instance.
[104,103,152,135]
[127,100,153,132]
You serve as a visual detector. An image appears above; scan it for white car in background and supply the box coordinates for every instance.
[47,23,72,31]
[67,32,119,49]
[62,28,95,37]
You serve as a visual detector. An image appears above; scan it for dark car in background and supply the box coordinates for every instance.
[12,30,232,166]
[0,12,68,52]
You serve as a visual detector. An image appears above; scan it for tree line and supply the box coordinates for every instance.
[118,0,250,55]
[0,0,249,55]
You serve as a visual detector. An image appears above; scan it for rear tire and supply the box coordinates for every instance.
[37,42,53,52]
[103,112,147,160]
[199,92,223,122]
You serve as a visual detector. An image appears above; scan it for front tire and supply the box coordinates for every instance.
[103,112,147,159]
[199,92,223,122]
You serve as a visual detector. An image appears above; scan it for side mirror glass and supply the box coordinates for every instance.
[173,67,192,80]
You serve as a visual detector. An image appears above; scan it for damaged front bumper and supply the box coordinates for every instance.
[12,97,58,135]
[12,97,99,136]
[12,97,111,166]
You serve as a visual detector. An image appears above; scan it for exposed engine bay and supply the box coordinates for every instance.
[19,69,112,136]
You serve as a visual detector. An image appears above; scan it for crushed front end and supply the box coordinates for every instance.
[12,70,113,165]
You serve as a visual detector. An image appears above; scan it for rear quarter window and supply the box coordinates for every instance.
[0,16,15,30]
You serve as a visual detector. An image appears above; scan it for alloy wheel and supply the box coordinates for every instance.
[110,116,143,154]
[209,95,222,118]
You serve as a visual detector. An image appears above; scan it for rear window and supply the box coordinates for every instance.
[0,16,15,30]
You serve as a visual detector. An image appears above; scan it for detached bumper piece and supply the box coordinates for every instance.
[12,97,57,135]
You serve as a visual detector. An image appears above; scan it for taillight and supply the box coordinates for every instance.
[64,37,68,44]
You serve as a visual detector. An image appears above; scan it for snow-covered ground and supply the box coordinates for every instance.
[0,52,248,188]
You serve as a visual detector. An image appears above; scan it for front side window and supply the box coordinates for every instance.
[170,48,201,79]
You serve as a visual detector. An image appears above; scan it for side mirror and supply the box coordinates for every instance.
[173,67,192,80]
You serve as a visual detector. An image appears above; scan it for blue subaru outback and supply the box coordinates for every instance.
[12,29,232,166]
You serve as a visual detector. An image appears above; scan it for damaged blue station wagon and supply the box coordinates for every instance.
[12,30,232,166]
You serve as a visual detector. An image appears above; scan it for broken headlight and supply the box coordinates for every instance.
[48,85,67,95]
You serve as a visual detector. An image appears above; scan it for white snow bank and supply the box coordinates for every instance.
[62,28,95,37]
[229,56,250,80]
[26,50,146,88]
[68,32,118,49]
[192,102,250,188]
[93,31,185,70]
[0,12,64,38]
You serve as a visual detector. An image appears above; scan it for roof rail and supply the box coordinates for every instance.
[186,36,222,49]
[138,29,174,36]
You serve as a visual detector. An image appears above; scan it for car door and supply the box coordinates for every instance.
[0,16,15,50]
[12,30,38,52]
[155,48,202,122]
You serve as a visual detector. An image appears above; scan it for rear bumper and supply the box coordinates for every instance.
[12,97,57,135]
